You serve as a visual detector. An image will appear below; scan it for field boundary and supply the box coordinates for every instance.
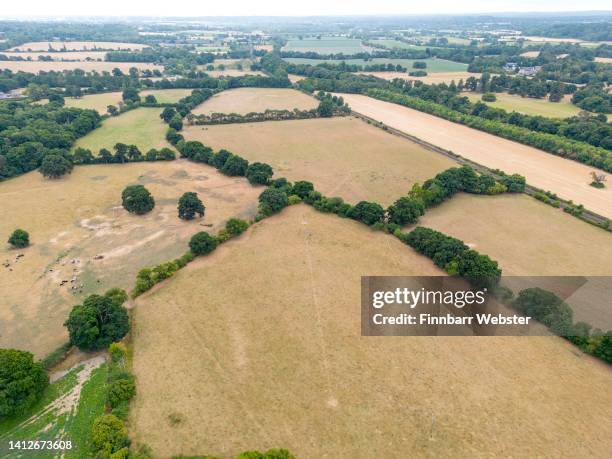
[350,110,611,230]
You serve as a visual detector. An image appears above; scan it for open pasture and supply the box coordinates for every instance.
[191,87,318,116]
[0,51,107,61]
[0,160,261,357]
[282,37,372,54]
[340,93,612,218]
[130,204,612,458]
[369,39,427,50]
[203,69,265,77]
[463,92,583,118]
[62,89,191,114]
[184,116,456,206]
[9,41,148,51]
[284,57,468,73]
[140,88,192,104]
[74,107,171,153]
[0,60,163,73]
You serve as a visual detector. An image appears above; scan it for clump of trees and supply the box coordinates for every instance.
[63,289,130,351]
[0,348,48,418]
[347,201,385,226]
[402,226,501,289]
[122,185,155,215]
[246,162,274,185]
[39,154,73,178]
[91,414,130,457]
[189,231,218,256]
[8,229,29,248]
[258,188,289,217]
[178,192,205,220]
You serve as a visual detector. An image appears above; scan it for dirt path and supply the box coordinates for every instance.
[340,94,612,218]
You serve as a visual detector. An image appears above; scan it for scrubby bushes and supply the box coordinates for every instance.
[8,229,29,248]
[64,289,130,351]
[0,349,48,418]
[91,414,130,457]
[402,226,501,289]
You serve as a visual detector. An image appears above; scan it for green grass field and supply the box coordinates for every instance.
[369,39,427,50]
[74,107,172,153]
[463,92,583,118]
[282,37,371,54]
[0,359,107,458]
[283,57,468,72]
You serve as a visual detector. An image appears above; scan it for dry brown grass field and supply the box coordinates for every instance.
[340,93,612,218]
[594,57,612,64]
[130,204,612,458]
[0,61,163,73]
[288,74,306,83]
[520,51,540,58]
[62,89,191,113]
[358,71,481,85]
[184,116,456,205]
[204,69,266,78]
[190,88,316,115]
[8,41,148,51]
[0,160,261,357]
[0,51,108,61]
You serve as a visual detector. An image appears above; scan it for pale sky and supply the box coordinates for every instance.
[2,0,611,18]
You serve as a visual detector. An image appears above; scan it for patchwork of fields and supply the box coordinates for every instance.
[8,41,148,51]
[0,51,108,61]
[191,87,318,115]
[339,93,612,218]
[63,89,191,113]
[282,37,373,54]
[0,161,260,356]
[184,116,456,205]
[359,71,480,85]
[130,204,612,458]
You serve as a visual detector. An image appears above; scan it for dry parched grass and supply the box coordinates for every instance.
[184,116,456,206]
[0,160,261,357]
[130,204,612,458]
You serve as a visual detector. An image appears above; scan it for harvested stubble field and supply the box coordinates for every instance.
[63,89,191,113]
[184,116,456,206]
[8,41,148,51]
[0,51,108,61]
[359,71,481,85]
[130,204,612,458]
[191,87,318,116]
[0,61,163,73]
[463,92,583,118]
[594,57,612,64]
[340,93,612,218]
[74,107,171,153]
[204,69,266,78]
[0,160,260,357]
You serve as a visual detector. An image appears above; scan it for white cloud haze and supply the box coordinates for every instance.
[1,0,611,17]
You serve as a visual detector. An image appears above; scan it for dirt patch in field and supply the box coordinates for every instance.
[131,204,612,458]
[191,87,318,116]
[340,93,612,218]
[184,116,456,206]
[0,160,260,357]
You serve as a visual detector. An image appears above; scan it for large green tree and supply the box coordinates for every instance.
[0,349,48,418]
[39,154,73,179]
[121,185,155,215]
[189,231,218,256]
[8,229,29,248]
[64,290,130,351]
[178,192,205,220]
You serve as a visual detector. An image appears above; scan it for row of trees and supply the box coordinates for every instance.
[73,144,176,166]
